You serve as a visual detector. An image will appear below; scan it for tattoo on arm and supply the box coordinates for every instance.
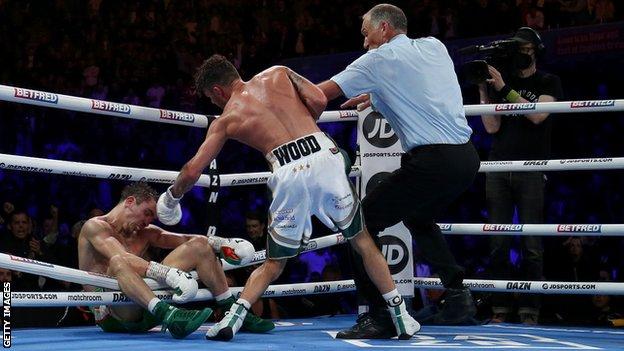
[286,70,306,97]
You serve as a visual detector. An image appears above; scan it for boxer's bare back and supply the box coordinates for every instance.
[213,66,323,154]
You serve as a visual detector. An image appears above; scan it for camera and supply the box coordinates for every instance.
[460,27,545,85]
[459,39,521,85]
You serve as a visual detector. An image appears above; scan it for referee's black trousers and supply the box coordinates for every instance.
[352,141,480,314]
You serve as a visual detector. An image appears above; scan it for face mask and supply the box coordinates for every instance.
[513,53,533,70]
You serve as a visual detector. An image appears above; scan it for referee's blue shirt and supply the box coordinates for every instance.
[331,34,472,151]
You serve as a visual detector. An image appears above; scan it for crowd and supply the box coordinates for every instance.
[0,0,623,327]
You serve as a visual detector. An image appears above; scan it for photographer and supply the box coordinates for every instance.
[478,27,563,325]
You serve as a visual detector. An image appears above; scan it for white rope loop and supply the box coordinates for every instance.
[1,154,622,189]
[0,84,357,125]
[465,99,624,116]
[2,84,622,126]
[439,223,624,237]
[0,153,362,187]
[12,277,624,307]
[0,233,346,291]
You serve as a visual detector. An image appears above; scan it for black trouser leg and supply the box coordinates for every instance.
[404,221,464,289]
[487,171,545,316]
[486,172,515,313]
[352,142,480,313]
[514,172,545,315]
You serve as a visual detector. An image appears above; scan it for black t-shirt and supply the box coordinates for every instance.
[489,71,563,161]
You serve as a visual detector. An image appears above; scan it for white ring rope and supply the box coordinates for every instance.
[414,278,622,295]
[0,84,358,125]
[3,221,619,290]
[12,277,624,307]
[1,154,622,188]
[479,157,624,172]
[0,233,346,291]
[439,223,624,236]
[11,280,356,307]
[5,229,624,308]
[1,85,622,127]
[0,153,362,186]
[464,99,624,116]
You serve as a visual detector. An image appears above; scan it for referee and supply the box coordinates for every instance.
[318,3,480,339]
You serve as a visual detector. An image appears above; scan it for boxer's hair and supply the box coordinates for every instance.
[365,4,407,33]
[195,54,241,93]
[119,182,158,204]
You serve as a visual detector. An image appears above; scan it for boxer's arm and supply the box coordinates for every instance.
[144,225,196,249]
[170,118,227,198]
[82,219,150,275]
[283,67,327,120]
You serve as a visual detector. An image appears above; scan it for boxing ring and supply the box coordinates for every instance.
[1,84,624,350]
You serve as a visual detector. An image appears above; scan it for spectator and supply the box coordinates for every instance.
[3,211,46,290]
[544,237,602,324]
[559,0,591,25]
[593,0,615,23]
[244,210,267,251]
[587,294,622,326]
[0,268,11,283]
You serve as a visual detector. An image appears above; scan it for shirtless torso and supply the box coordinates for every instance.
[216,66,322,154]
[78,216,152,291]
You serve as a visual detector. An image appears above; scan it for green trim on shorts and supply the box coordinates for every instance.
[338,147,352,176]
[342,202,364,239]
[267,232,302,259]
[336,143,363,239]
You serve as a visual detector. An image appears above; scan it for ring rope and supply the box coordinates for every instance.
[464,99,624,116]
[439,223,623,236]
[479,157,624,172]
[1,85,622,127]
[0,153,361,187]
[4,221,621,292]
[1,154,622,189]
[0,233,346,291]
[0,84,358,126]
[10,279,355,307]
[12,276,624,308]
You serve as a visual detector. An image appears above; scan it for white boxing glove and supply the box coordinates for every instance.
[165,268,198,303]
[157,186,183,225]
[146,261,198,303]
[208,237,256,266]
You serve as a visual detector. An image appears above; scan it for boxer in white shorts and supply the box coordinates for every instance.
[265,132,363,258]
[157,55,419,341]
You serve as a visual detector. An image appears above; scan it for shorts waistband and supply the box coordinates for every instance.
[266,132,336,169]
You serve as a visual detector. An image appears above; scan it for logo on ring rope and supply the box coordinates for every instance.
[13,88,59,104]
[362,112,398,148]
[91,100,131,114]
[379,235,409,275]
[557,224,601,233]
[571,100,615,108]
[160,109,195,123]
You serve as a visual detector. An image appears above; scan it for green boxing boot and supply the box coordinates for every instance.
[218,296,274,333]
[155,301,213,339]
